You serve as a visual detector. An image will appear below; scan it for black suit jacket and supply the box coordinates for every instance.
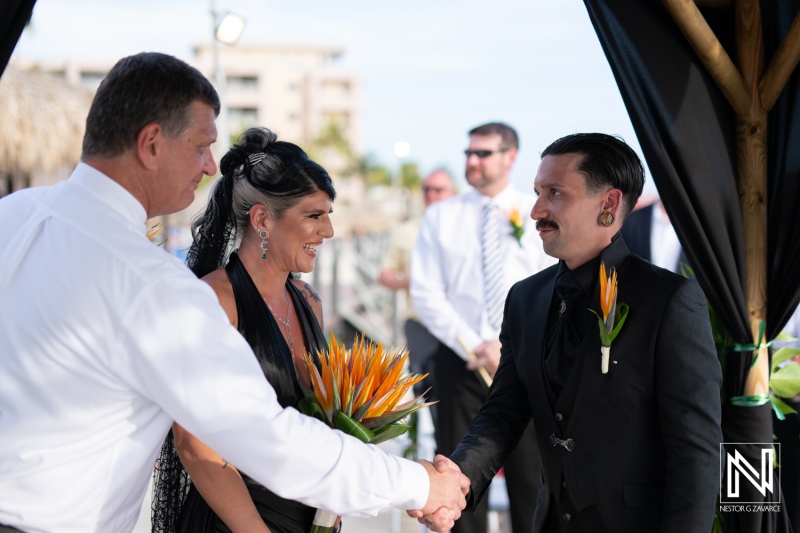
[451,237,722,532]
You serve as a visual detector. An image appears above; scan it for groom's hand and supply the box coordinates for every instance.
[409,455,470,531]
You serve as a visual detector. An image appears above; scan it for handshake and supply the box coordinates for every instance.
[411,455,470,532]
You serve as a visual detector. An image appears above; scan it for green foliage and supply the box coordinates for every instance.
[306,119,423,193]
[369,424,409,445]
[402,411,419,460]
[770,394,797,417]
[588,303,629,346]
[681,260,800,410]
[772,347,800,373]
[363,163,393,188]
[770,349,800,398]
[400,162,421,190]
[334,411,374,443]
[307,120,360,179]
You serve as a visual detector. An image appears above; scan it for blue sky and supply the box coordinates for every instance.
[12,0,657,196]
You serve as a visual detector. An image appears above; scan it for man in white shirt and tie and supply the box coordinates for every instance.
[620,198,687,274]
[411,123,556,533]
[0,52,467,533]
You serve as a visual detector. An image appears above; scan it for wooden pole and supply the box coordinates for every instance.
[735,0,770,397]
[661,0,767,395]
[760,11,800,111]
[661,0,800,396]
[694,0,731,9]
[661,0,751,117]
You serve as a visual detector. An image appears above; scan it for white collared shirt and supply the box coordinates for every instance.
[649,201,683,272]
[0,164,428,533]
[410,185,556,360]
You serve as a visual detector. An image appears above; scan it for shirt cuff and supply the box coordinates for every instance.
[396,459,430,510]
[451,330,483,361]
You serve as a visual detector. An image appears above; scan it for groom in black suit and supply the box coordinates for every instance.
[419,133,722,532]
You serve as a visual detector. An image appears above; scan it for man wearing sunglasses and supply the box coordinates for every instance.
[411,122,555,533]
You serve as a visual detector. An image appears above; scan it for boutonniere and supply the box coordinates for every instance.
[508,208,525,247]
[588,262,629,374]
[146,223,168,247]
[146,223,164,240]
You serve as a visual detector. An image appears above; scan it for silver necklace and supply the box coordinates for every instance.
[264,288,294,357]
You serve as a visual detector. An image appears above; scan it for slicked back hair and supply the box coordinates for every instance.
[541,133,644,220]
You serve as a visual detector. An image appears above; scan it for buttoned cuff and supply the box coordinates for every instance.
[451,330,483,362]
[396,460,430,510]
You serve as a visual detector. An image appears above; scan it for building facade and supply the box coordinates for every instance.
[12,44,361,162]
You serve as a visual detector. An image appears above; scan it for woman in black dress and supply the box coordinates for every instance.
[152,127,336,533]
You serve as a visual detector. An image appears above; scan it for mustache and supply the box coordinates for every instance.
[536,219,559,231]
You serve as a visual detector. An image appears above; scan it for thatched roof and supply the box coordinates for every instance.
[0,66,93,175]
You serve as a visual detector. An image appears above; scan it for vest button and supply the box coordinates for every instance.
[555,412,563,422]
[563,513,572,521]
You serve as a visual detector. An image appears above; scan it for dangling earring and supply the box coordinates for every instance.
[257,227,269,259]
[598,211,614,227]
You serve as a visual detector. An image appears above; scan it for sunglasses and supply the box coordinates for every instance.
[464,148,509,159]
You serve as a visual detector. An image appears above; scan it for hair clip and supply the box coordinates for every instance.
[247,152,267,167]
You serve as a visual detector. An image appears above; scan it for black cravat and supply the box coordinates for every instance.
[545,270,588,398]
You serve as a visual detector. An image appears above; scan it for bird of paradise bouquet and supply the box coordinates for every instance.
[297,332,433,533]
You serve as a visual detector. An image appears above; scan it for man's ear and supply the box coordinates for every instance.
[136,123,163,170]
[603,188,624,222]
[505,147,518,167]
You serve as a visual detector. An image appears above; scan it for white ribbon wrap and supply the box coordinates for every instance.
[312,509,337,528]
[601,346,611,374]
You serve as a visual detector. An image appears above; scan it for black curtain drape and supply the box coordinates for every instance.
[0,0,36,78]
[583,0,800,531]
[764,1,800,335]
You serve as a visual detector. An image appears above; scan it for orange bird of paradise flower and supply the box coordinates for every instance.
[300,332,432,431]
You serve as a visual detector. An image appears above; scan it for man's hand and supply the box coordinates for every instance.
[468,339,502,377]
[408,455,470,531]
[378,270,409,291]
[407,455,469,531]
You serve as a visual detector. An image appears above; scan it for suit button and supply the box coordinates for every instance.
[563,513,572,521]
[555,413,563,422]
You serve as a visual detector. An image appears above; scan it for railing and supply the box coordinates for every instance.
[310,233,400,346]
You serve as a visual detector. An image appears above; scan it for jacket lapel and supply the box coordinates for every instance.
[562,280,601,436]
[526,272,559,431]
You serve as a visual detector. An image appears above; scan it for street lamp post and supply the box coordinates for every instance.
[210,0,245,159]
[393,140,411,188]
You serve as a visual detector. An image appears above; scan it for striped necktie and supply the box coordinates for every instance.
[481,199,504,330]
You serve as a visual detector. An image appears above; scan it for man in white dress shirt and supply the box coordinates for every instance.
[411,123,556,533]
[0,52,467,533]
[619,198,687,274]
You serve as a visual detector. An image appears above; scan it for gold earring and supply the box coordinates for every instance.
[598,211,614,227]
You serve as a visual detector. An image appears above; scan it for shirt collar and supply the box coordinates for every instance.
[471,183,519,210]
[69,162,148,234]
[651,202,670,230]
[555,233,630,297]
